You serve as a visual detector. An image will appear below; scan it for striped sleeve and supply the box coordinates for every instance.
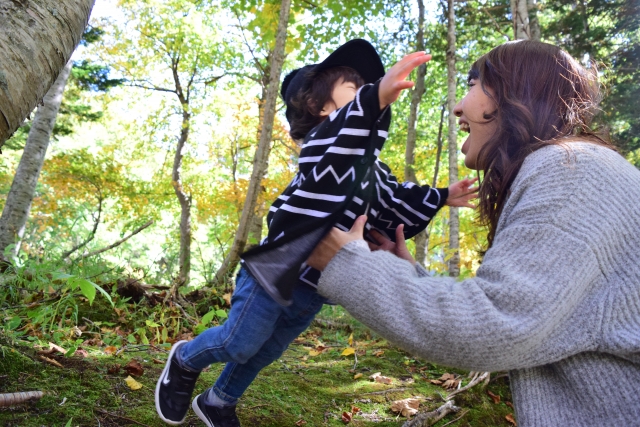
[369,160,448,240]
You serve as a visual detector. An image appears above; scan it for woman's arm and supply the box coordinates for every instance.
[310,145,609,372]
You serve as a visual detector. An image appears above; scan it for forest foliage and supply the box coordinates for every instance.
[0,0,638,360]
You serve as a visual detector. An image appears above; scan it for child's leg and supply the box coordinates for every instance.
[207,284,327,405]
[177,266,285,372]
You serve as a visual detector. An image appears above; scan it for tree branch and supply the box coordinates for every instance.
[61,189,103,260]
[127,82,177,94]
[78,220,154,260]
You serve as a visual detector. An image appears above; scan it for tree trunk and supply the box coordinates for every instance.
[405,0,428,267]
[0,62,72,261]
[172,100,192,289]
[528,0,541,41]
[511,0,531,40]
[0,0,94,146]
[213,0,291,285]
[446,0,460,277]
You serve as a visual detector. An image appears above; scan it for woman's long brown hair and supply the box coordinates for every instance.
[472,40,613,249]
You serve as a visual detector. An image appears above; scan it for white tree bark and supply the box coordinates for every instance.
[446,0,460,277]
[528,0,541,41]
[511,0,531,40]
[214,0,291,285]
[0,0,95,146]
[405,0,429,267]
[0,62,72,260]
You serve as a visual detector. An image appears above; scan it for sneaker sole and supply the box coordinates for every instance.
[191,394,215,427]
[155,340,189,425]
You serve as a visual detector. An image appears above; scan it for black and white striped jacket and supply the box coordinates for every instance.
[242,81,447,305]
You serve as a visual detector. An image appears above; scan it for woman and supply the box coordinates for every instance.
[307,40,640,427]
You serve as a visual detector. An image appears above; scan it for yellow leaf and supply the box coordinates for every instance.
[124,375,143,390]
[309,349,321,357]
[348,333,353,346]
[353,373,363,379]
[341,347,355,356]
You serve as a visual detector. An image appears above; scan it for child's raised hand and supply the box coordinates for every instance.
[445,177,479,208]
[379,52,432,110]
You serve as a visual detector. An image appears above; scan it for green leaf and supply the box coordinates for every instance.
[201,310,216,325]
[145,320,161,328]
[65,345,78,358]
[65,419,73,427]
[215,309,228,319]
[75,278,97,305]
[52,272,74,281]
[6,317,21,330]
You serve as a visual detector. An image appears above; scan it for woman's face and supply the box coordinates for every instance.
[454,78,498,169]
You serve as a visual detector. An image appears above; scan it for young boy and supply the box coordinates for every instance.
[156,39,476,427]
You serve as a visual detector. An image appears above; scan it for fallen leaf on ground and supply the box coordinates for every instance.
[152,358,164,364]
[390,397,421,417]
[104,346,118,355]
[351,405,360,414]
[369,372,393,384]
[341,347,355,356]
[353,373,363,380]
[74,348,89,358]
[348,333,353,346]
[429,379,443,385]
[373,350,384,357]
[223,293,232,306]
[487,390,501,404]
[295,420,307,426]
[506,401,514,409]
[506,413,517,426]
[124,360,144,377]
[341,411,352,423]
[124,375,143,390]
[107,364,121,375]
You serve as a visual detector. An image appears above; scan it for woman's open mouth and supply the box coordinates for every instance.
[459,122,470,133]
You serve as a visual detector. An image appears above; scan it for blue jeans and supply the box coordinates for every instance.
[178,266,327,404]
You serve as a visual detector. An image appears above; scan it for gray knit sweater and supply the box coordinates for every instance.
[317,142,640,427]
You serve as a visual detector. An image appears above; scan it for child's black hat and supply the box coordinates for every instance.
[281,39,385,125]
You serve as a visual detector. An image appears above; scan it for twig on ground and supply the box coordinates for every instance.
[401,399,460,427]
[350,387,410,396]
[440,409,469,427]
[446,372,490,400]
[95,408,152,427]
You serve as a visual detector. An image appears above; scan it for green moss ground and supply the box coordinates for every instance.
[1,306,514,427]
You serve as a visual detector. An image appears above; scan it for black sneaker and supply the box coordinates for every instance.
[192,393,241,427]
[155,340,200,425]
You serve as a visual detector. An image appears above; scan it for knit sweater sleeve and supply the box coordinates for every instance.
[318,143,623,372]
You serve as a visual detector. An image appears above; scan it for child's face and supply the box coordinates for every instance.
[320,78,359,117]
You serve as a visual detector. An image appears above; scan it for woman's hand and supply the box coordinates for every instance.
[368,224,416,265]
[307,215,368,271]
[379,52,432,110]
[446,177,479,208]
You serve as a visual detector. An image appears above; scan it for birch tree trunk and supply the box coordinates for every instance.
[0,62,72,261]
[528,0,541,41]
[0,0,94,146]
[405,0,428,267]
[213,0,291,285]
[511,0,531,40]
[446,0,460,277]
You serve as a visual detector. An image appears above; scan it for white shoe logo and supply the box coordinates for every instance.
[162,370,171,385]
